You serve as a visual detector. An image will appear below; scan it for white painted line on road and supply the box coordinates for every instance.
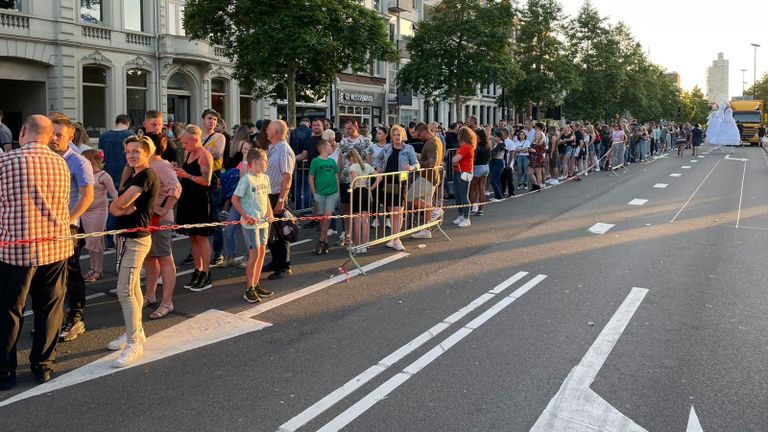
[687,406,704,432]
[690,160,698,163]
[588,223,614,235]
[531,287,649,432]
[0,309,271,408]
[628,199,648,206]
[736,159,747,228]
[681,166,691,169]
[670,159,722,223]
[241,252,409,319]
[80,235,189,260]
[653,183,668,189]
[85,292,106,301]
[314,275,548,432]
[669,173,682,177]
[697,155,704,158]
[278,271,532,432]
[724,154,749,162]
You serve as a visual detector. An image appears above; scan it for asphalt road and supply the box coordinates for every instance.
[2,144,768,431]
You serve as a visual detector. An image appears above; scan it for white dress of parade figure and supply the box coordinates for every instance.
[705,103,723,143]
[707,102,741,145]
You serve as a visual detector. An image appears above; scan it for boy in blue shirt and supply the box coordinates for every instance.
[231,149,275,303]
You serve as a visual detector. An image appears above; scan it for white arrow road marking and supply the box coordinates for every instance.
[628,199,648,206]
[313,274,548,432]
[687,406,704,431]
[724,154,749,162]
[278,271,533,432]
[531,287,648,432]
[588,223,615,234]
[653,183,668,189]
[0,309,271,408]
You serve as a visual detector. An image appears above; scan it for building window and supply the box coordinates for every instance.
[211,78,227,120]
[239,84,252,124]
[126,69,147,129]
[167,0,185,36]
[82,65,108,137]
[81,0,103,25]
[0,0,21,11]
[124,0,143,32]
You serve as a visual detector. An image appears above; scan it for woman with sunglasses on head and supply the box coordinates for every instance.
[107,135,158,367]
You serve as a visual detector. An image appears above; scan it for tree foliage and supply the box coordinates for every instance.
[397,0,520,119]
[746,72,768,104]
[507,0,575,116]
[183,0,397,127]
[679,85,710,125]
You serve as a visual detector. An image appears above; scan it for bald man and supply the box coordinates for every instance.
[0,115,72,389]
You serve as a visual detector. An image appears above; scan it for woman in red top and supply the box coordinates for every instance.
[451,127,476,228]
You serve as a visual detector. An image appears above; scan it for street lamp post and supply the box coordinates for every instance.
[751,43,760,99]
[741,68,747,96]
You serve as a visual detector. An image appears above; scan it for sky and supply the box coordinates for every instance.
[560,0,767,98]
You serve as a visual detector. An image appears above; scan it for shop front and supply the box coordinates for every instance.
[337,88,384,131]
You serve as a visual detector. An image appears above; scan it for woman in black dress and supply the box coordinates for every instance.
[174,125,215,292]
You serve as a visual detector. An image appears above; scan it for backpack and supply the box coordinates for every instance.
[220,167,241,199]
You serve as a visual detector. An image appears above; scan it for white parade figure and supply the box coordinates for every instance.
[705,103,722,144]
[707,102,741,145]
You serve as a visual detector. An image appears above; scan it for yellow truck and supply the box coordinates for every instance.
[730,99,764,145]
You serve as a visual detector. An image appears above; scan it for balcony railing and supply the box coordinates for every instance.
[82,25,111,41]
[126,32,152,46]
[0,11,28,30]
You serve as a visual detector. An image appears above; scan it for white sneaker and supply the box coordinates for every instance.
[355,246,368,254]
[411,229,432,239]
[386,239,395,249]
[112,342,144,368]
[327,229,338,237]
[458,219,471,228]
[107,330,147,351]
[371,219,379,228]
[430,208,444,221]
[452,216,464,225]
[489,198,501,203]
[385,218,392,229]
[392,239,405,251]
[471,205,479,213]
[557,176,566,181]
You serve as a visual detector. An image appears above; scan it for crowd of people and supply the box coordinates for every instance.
[0,106,720,389]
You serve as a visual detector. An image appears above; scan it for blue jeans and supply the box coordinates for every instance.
[516,155,529,185]
[489,159,504,199]
[209,186,223,257]
[224,207,241,258]
[454,175,471,219]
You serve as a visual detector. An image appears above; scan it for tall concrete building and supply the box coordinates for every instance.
[706,52,729,104]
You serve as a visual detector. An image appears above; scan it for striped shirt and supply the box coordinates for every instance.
[0,142,72,266]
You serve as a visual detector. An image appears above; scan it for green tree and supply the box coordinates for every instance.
[509,0,575,119]
[563,1,625,122]
[746,72,768,105]
[680,86,711,125]
[397,0,520,121]
[183,0,397,127]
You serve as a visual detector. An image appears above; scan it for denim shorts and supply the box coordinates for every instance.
[243,226,269,250]
[314,192,339,214]
[565,146,576,157]
[473,164,490,177]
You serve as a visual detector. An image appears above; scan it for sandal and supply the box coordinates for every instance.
[84,270,101,282]
[143,296,157,309]
[149,303,174,320]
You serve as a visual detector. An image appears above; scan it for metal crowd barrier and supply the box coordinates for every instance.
[345,166,449,273]
[291,159,314,215]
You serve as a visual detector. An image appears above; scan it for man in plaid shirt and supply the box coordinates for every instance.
[0,115,72,390]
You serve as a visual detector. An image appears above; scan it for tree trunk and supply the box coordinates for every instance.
[286,60,297,128]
